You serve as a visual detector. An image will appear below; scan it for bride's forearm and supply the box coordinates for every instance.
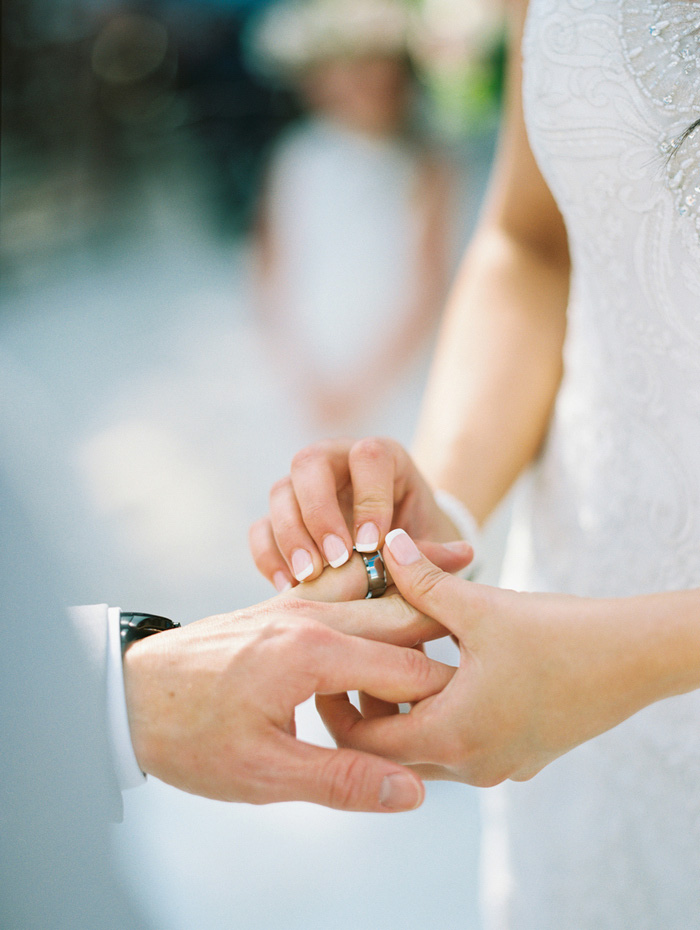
[413,226,569,525]
[412,0,570,526]
[611,587,700,708]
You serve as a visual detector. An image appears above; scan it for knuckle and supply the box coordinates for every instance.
[298,498,333,528]
[398,645,434,690]
[411,566,450,603]
[324,751,372,810]
[269,475,292,501]
[291,444,323,473]
[388,593,419,624]
[284,612,334,648]
[355,489,390,512]
[350,436,391,467]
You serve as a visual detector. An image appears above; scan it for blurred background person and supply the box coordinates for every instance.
[252,0,454,436]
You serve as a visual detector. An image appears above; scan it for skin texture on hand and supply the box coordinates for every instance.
[249,437,472,589]
[122,591,455,812]
[317,530,700,787]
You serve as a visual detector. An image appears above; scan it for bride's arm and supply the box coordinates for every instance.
[413,0,569,525]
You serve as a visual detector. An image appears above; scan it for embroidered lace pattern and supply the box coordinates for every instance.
[482,2,700,928]
[621,2,700,240]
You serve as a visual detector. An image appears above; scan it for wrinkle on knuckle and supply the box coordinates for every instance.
[324,750,371,810]
[355,489,390,512]
[398,645,434,692]
[299,498,333,526]
[411,567,450,604]
[391,593,421,626]
[270,512,305,542]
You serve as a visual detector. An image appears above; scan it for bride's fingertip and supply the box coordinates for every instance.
[356,521,380,552]
[385,529,422,566]
[273,571,292,593]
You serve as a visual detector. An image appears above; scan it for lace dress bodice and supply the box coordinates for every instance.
[486,2,700,927]
[504,0,700,599]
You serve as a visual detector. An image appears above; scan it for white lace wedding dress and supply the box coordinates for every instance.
[482,1,700,927]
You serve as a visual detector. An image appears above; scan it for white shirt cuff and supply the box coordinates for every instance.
[434,489,482,579]
[106,607,147,791]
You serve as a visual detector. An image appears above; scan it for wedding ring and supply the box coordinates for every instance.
[356,548,387,599]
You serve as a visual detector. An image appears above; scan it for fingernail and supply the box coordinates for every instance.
[385,528,421,566]
[356,522,379,552]
[445,540,471,552]
[291,549,313,582]
[323,534,349,568]
[273,571,292,593]
[379,773,422,811]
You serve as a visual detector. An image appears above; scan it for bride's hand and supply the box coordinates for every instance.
[318,530,697,786]
[249,437,472,590]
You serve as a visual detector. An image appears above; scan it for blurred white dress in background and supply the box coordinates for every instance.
[259,116,446,439]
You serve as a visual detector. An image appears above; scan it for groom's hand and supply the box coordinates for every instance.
[122,594,455,812]
[249,437,473,590]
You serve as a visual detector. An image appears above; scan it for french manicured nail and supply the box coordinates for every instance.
[291,548,313,582]
[273,571,292,593]
[323,534,349,568]
[385,528,421,566]
[356,522,379,552]
[379,773,422,811]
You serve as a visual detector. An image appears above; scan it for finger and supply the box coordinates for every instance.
[289,550,373,603]
[308,623,455,702]
[416,538,474,575]
[293,591,447,645]
[360,642,425,720]
[269,475,325,582]
[290,441,355,570]
[383,529,485,637]
[314,691,404,751]
[249,517,294,592]
[268,731,425,812]
[359,692,400,720]
[316,691,434,764]
[347,437,400,551]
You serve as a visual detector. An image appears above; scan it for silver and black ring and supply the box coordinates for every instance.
[356,548,387,599]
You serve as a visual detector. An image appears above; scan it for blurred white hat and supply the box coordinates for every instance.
[251,0,412,77]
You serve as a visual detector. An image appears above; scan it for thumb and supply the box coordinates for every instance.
[274,736,424,813]
[382,529,471,636]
